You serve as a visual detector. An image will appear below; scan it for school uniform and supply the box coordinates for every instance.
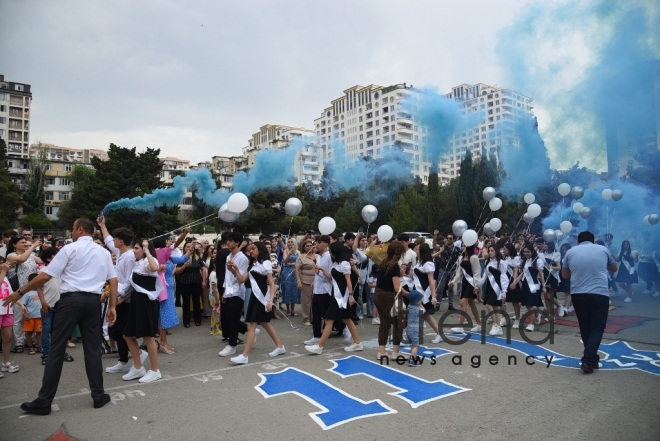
[451,255,481,300]
[520,257,544,307]
[483,259,509,306]
[413,261,436,314]
[615,253,638,284]
[124,258,162,338]
[324,261,352,321]
[505,256,523,303]
[541,251,561,291]
[244,261,274,323]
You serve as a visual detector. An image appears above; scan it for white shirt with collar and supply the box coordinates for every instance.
[44,236,117,295]
[223,251,248,300]
[313,251,332,294]
[104,235,136,299]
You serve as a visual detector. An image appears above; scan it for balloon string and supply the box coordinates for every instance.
[286,217,294,239]
[476,210,493,234]
[509,213,526,242]
[149,213,217,240]
[474,201,488,231]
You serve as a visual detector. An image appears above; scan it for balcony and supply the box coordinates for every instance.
[397,114,412,124]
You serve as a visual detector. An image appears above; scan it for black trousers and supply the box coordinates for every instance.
[108,302,130,363]
[36,292,104,405]
[311,294,332,338]
[572,294,609,365]
[219,287,229,337]
[224,296,247,347]
[179,282,202,325]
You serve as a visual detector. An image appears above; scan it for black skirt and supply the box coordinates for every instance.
[245,296,274,323]
[422,300,435,315]
[506,281,524,303]
[558,272,570,293]
[460,280,478,300]
[324,297,352,321]
[616,268,638,283]
[544,271,560,291]
[124,292,160,338]
[521,282,543,307]
[483,284,502,306]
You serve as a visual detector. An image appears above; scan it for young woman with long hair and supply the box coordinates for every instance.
[412,243,442,343]
[483,245,509,336]
[373,241,406,360]
[513,243,545,332]
[615,240,638,303]
[449,245,483,334]
[502,243,523,328]
[542,241,566,317]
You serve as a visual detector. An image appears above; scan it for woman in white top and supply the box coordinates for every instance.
[449,244,483,334]
[413,243,442,343]
[502,243,523,329]
[541,241,566,317]
[6,236,42,353]
[122,240,163,384]
[228,241,285,365]
[512,243,546,332]
[482,246,509,336]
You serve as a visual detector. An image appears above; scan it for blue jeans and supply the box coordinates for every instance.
[41,306,57,356]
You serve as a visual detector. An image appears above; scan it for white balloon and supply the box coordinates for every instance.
[284,197,303,217]
[523,193,535,204]
[573,202,584,214]
[482,187,496,201]
[542,229,556,243]
[527,203,542,218]
[462,229,479,247]
[560,221,573,233]
[218,203,239,223]
[558,183,571,197]
[377,225,394,242]
[555,230,564,242]
[361,205,378,224]
[643,215,650,226]
[601,189,612,200]
[452,220,468,237]
[611,189,623,201]
[489,218,502,232]
[483,224,495,236]
[227,193,249,213]
[318,217,336,235]
[523,213,534,224]
[489,197,503,212]
[650,214,659,225]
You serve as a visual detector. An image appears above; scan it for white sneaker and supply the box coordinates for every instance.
[344,342,363,352]
[122,366,146,381]
[230,354,249,364]
[305,344,323,355]
[654,292,660,297]
[558,307,567,317]
[218,345,236,357]
[567,306,575,313]
[450,327,464,334]
[1,362,19,373]
[486,317,493,324]
[269,346,286,357]
[106,361,131,374]
[624,297,632,303]
[500,317,508,327]
[489,325,503,336]
[138,369,162,383]
[526,324,535,332]
[372,317,381,325]
[304,337,320,345]
[512,320,520,329]
[642,289,651,295]
[343,327,352,343]
[431,334,443,344]
[470,325,482,333]
[132,350,148,368]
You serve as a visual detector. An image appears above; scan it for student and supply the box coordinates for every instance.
[449,245,483,334]
[406,290,425,367]
[305,242,363,354]
[412,243,442,343]
[615,240,638,303]
[513,243,546,332]
[502,243,522,329]
[229,242,285,364]
[482,246,509,336]
[218,232,249,357]
[122,240,163,383]
[18,274,43,355]
[304,236,332,346]
[0,262,19,375]
[542,242,565,317]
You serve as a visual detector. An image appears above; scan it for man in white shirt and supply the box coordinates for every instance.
[218,232,249,357]
[305,236,332,345]
[97,217,148,374]
[3,218,118,415]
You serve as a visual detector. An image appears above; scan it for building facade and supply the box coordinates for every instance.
[0,75,32,158]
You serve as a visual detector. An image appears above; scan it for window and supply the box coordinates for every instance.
[0,93,7,101]
[60,178,70,185]
[64,164,72,171]
[45,207,53,215]
[15,84,24,92]
[60,192,70,201]
[45,192,54,201]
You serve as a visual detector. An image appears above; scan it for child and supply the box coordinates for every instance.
[0,262,19,375]
[406,290,425,367]
[368,265,379,325]
[208,260,222,336]
[18,273,42,355]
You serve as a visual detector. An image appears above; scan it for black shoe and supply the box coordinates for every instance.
[580,362,594,374]
[448,305,455,311]
[94,394,111,409]
[20,401,51,415]
[236,338,244,345]
[221,337,229,342]
[590,362,600,370]
[41,355,47,366]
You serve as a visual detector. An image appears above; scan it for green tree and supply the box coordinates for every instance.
[19,212,53,230]
[627,150,660,191]
[388,194,417,233]
[0,138,23,230]
[456,151,477,228]
[23,143,50,214]
[335,199,362,232]
[427,166,441,231]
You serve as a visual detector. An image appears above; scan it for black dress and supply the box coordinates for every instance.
[505,257,523,303]
[543,253,560,291]
[325,262,353,321]
[245,262,274,323]
[459,260,478,300]
[414,262,435,314]
[615,255,638,283]
[483,262,503,307]
[558,256,570,293]
[520,259,544,307]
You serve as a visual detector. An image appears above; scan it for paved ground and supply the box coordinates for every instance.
[1,290,659,441]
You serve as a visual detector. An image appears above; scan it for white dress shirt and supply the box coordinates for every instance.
[44,236,117,295]
[104,235,136,299]
[223,251,248,300]
[313,251,332,295]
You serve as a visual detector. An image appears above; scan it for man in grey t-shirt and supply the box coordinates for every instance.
[562,231,617,374]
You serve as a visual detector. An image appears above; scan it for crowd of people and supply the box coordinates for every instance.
[0,220,657,382]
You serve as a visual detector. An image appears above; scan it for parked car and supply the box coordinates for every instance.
[401,232,434,246]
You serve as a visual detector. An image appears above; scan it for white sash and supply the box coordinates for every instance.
[249,272,270,307]
[653,252,660,272]
[332,278,350,309]
[523,263,540,294]
[413,272,431,303]
[463,267,476,288]
[130,271,164,301]
[621,257,636,275]
[486,266,502,299]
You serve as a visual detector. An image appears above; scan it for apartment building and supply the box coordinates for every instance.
[0,75,32,158]
[313,82,534,185]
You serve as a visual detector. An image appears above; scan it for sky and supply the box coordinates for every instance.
[1,0,530,164]
[1,0,658,171]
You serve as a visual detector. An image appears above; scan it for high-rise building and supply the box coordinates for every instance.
[313,82,534,185]
[0,75,32,158]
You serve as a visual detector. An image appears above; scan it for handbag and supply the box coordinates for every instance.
[8,262,20,291]
[390,286,406,318]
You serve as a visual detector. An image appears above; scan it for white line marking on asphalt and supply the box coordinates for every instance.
[0,352,307,411]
